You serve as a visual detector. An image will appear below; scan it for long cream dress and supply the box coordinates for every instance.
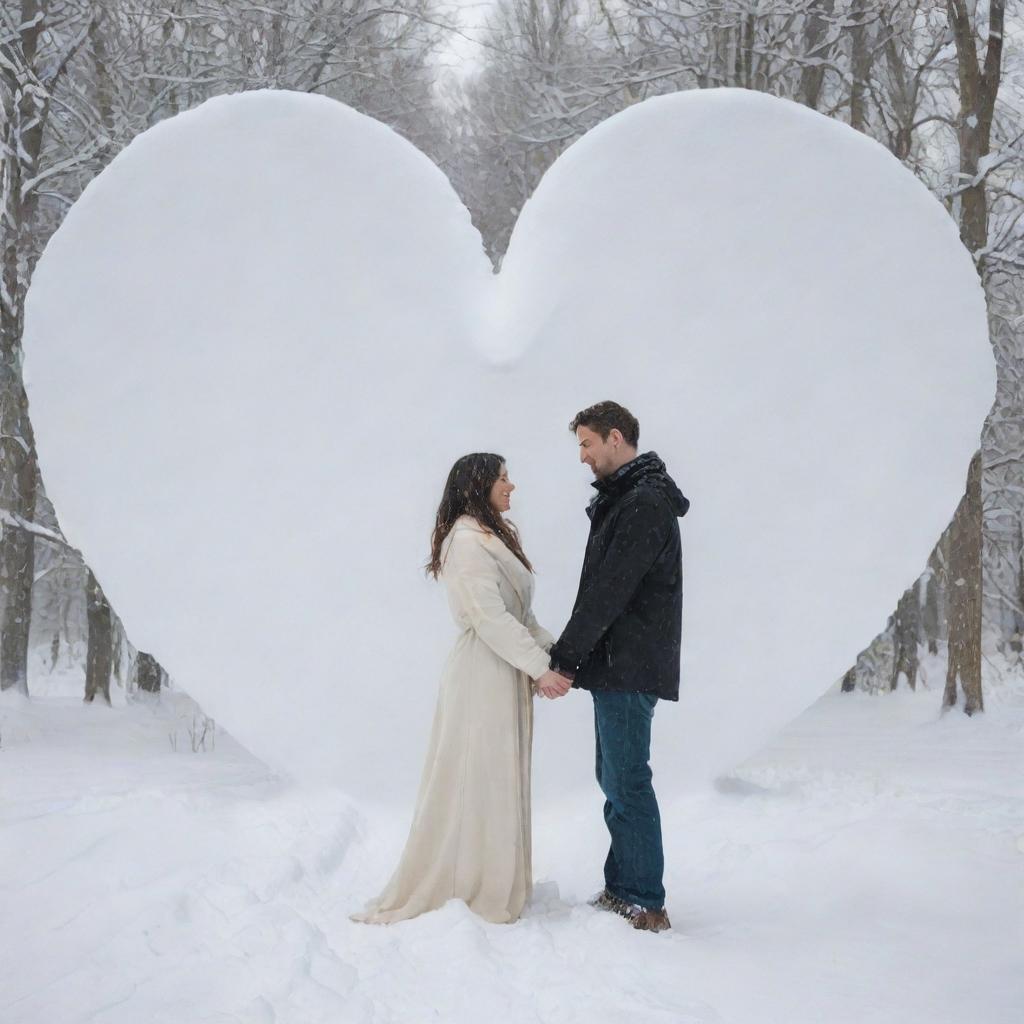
[352,515,553,925]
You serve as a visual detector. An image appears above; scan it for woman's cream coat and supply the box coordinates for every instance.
[353,515,553,924]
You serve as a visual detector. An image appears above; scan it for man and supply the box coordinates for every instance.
[536,401,689,933]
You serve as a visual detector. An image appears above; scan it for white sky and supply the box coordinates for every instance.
[434,0,492,79]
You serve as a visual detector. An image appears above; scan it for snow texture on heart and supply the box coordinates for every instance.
[23,89,993,799]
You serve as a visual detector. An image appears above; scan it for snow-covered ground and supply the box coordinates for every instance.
[2,676,1022,1024]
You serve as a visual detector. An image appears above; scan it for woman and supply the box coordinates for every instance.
[352,453,554,925]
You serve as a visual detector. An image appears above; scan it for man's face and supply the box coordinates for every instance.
[577,425,622,479]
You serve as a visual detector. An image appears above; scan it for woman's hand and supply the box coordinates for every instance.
[536,670,572,699]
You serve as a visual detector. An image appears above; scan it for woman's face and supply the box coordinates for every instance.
[488,464,515,514]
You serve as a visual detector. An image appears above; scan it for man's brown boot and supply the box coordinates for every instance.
[587,888,630,916]
[629,906,672,933]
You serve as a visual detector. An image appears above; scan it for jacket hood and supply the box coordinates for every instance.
[591,451,690,518]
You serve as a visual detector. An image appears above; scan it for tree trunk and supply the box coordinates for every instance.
[135,652,163,695]
[921,553,943,655]
[849,1,872,133]
[945,0,1004,258]
[1015,521,1024,655]
[943,452,984,714]
[0,2,46,695]
[891,586,920,690]
[740,14,755,90]
[800,0,835,110]
[0,505,35,694]
[0,232,39,699]
[84,570,113,704]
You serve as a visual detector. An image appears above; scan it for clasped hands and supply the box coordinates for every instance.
[536,669,572,700]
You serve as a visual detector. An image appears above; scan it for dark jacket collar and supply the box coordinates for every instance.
[592,451,664,498]
[587,451,690,518]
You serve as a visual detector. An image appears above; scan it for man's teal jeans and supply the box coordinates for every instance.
[592,690,665,909]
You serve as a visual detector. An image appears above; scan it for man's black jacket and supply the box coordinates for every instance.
[549,452,689,700]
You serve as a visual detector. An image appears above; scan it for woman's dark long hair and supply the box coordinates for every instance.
[427,453,534,578]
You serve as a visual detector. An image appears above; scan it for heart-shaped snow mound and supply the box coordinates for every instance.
[24,89,993,795]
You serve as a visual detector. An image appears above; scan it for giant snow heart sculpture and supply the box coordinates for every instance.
[24,90,993,797]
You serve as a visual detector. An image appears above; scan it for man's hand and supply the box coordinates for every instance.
[536,670,572,699]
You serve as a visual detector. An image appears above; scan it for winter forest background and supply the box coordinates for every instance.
[1,0,1023,711]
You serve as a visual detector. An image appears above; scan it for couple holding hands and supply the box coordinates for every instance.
[353,401,689,933]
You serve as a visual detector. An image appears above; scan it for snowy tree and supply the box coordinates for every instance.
[980,267,1024,668]
[1,1,97,695]
[945,0,1006,259]
[441,0,626,262]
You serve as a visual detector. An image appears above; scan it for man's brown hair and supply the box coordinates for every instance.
[569,401,640,448]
